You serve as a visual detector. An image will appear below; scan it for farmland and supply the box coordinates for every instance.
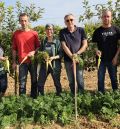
[1,64,120,129]
[7,63,111,96]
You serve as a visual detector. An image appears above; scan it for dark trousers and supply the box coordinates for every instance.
[0,72,7,94]
[98,61,118,92]
[19,62,37,98]
[37,64,62,95]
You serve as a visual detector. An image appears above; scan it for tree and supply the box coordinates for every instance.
[0,1,44,73]
[79,0,120,71]
[0,1,44,32]
[79,0,120,27]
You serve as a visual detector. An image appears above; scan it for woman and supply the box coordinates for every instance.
[37,24,63,96]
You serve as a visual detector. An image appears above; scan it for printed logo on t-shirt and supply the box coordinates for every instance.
[102,32,113,36]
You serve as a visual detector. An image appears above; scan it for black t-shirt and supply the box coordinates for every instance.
[92,26,120,62]
[59,26,87,61]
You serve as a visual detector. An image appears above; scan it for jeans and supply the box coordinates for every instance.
[0,72,7,94]
[37,61,62,95]
[98,61,118,92]
[19,62,37,98]
[64,61,84,94]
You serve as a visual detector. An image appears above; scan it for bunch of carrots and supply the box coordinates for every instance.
[36,51,53,72]
[72,54,84,70]
[1,56,10,73]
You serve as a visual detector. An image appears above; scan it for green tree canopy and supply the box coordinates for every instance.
[79,0,120,27]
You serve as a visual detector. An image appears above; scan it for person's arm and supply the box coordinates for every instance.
[92,29,102,57]
[93,43,102,57]
[59,29,72,59]
[76,39,88,55]
[12,32,18,69]
[28,33,40,57]
[76,28,88,55]
[112,39,120,65]
[28,31,40,56]
[0,56,6,61]
[12,49,17,70]
[50,55,60,61]
[51,39,63,61]
[61,41,73,60]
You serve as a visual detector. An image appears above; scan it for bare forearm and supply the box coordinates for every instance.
[12,50,17,63]
[115,40,120,58]
[54,55,60,59]
[51,55,60,60]
[77,39,88,55]
[62,42,72,59]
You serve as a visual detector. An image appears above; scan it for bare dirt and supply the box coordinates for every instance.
[5,64,120,129]
[7,63,113,95]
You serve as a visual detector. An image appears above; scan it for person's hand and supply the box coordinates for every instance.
[72,54,79,63]
[0,56,7,61]
[50,56,55,61]
[96,50,102,57]
[45,56,50,62]
[112,56,118,66]
[27,51,35,57]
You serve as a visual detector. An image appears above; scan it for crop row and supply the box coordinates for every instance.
[0,90,120,128]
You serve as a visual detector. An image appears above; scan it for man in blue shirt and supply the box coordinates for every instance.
[59,13,88,94]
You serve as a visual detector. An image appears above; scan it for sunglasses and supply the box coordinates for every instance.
[66,19,74,23]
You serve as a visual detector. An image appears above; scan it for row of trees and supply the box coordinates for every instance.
[0,0,120,71]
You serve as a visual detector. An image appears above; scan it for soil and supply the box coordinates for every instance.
[5,63,120,129]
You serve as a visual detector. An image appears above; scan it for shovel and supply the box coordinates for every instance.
[73,59,78,120]
[14,65,18,95]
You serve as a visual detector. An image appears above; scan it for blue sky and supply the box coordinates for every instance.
[2,0,110,27]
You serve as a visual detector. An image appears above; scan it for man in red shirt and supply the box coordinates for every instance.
[12,13,40,98]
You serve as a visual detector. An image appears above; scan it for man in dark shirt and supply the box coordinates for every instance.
[59,13,88,94]
[92,10,120,93]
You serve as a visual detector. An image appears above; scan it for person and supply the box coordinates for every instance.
[12,13,40,98]
[92,10,120,93]
[37,24,62,96]
[0,45,8,97]
[59,13,88,94]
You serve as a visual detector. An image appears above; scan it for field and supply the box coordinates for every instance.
[7,63,112,95]
[4,63,120,129]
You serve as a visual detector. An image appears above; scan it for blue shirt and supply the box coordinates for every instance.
[59,26,87,61]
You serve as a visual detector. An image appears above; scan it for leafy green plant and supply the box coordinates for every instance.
[0,87,120,128]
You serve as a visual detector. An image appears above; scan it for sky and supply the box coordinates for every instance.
[2,0,110,27]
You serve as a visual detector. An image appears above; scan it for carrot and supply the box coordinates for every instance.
[97,55,101,70]
[19,56,28,66]
[3,56,10,73]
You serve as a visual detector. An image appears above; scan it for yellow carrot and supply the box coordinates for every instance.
[46,59,49,74]
[3,56,10,73]
[48,59,53,69]
[97,55,101,69]
[19,56,28,66]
